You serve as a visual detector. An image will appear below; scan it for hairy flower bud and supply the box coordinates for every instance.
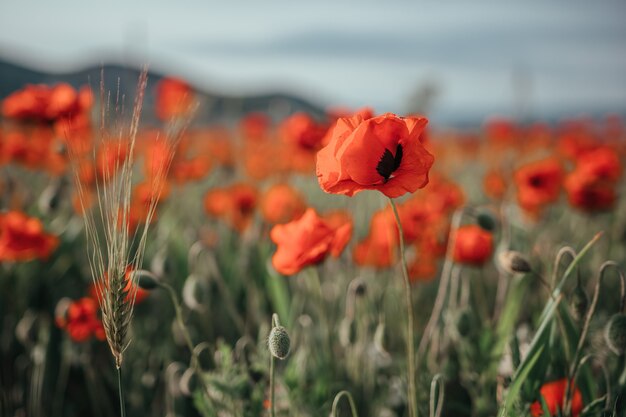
[476,209,497,232]
[569,285,588,322]
[269,326,291,360]
[498,250,531,274]
[605,313,626,355]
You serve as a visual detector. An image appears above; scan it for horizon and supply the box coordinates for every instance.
[1,1,626,125]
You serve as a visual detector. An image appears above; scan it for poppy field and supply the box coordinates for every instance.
[0,73,625,417]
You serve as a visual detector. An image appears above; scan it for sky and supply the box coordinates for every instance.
[1,1,626,124]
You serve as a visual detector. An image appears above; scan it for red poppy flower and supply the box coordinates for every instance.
[91,266,150,305]
[203,183,258,232]
[484,117,519,148]
[529,379,583,417]
[321,210,353,257]
[452,225,493,266]
[240,112,270,141]
[279,112,328,151]
[0,211,58,262]
[155,77,194,121]
[316,113,434,198]
[484,169,507,200]
[260,183,307,224]
[514,157,563,214]
[408,247,438,283]
[56,297,106,342]
[2,83,92,123]
[574,146,622,182]
[565,170,617,212]
[270,208,351,275]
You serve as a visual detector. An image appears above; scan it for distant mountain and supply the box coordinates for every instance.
[0,57,327,125]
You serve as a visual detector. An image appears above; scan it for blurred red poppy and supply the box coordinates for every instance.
[155,77,194,121]
[452,225,493,266]
[279,112,328,151]
[529,379,583,417]
[353,209,398,268]
[204,183,258,232]
[260,183,307,224]
[514,157,563,214]
[56,297,106,343]
[0,211,58,262]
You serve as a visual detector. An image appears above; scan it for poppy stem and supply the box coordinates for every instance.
[116,365,126,417]
[331,390,359,417]
[389,198,418,417]
[270,349,276,417]
[158,281,215,408]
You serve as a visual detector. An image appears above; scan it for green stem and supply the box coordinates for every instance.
[160,282,196,360]
[389,198,418,417]
[270,354,276,417]
[117,366,126,417]
[270,313,280,417]
[331,390,359,417]
[158,282,214,406]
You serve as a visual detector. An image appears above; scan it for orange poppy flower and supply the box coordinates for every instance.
[270,208,351,275]
[408,247,438,283]
[279,112,328,151]
[155,77,194,121]
[316,113,434,198]
[260,183,307,224]
[514,157,563,214]
[96,140,130,180]
[2,83,92,123]
[564,170,617,212]
[0,211,58,262]
[240,112,270,141]
[529,379,583,417]
[484,117,519,148]
[353,209,398,268]
[321,210,353,257]
[171,156,212,183]
[203,183,258,232]
[56,297,106,342]
[452,225,493,266]
[484,169,507,200]
[205,132,234,168]
[574,146,622,182]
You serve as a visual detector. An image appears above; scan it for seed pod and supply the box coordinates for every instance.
[569,285,588,322]
[136,271,160,290]
[456,309,473,338]
[268,326,291,360]
[605,313,626,355]
[498,251,531,274]
[351,277,367,297]
[476,209,497,232]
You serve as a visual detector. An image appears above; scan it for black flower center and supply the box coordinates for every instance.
[528,175,545,188]
[376,144,403,183]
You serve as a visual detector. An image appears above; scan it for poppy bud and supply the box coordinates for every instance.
[268,326,291,360]
[569,285,588,322]
[456,309,473,338]
[605,313,626,355]
[498,251,531,274]
[476,209,497,232]
[351,278,367,297]
[136,271,160,290]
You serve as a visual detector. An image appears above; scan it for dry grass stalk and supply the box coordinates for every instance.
[69,67,185,368]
